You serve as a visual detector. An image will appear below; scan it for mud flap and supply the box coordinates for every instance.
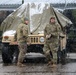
[57,49,67,65]
[61,49,67,65]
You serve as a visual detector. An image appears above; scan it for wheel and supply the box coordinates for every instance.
[10,45,19,63]
[1,43,13,63]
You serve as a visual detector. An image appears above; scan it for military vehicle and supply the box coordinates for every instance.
[0,3,72,64]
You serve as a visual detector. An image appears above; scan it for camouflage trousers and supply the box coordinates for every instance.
[18,42,27,63]
[43,39,59,64]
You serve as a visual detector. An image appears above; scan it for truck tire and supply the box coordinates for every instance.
[1,44,13,63]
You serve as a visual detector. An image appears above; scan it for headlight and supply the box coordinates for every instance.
[4,36,9,39]
[40,37,44,43]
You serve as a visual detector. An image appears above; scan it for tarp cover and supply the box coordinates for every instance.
[0,3,72,35]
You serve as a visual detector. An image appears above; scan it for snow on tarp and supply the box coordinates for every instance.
[1,3,72,35]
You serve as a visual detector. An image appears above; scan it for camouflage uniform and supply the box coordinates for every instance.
[43,23,61,64]
[14,18,28,63]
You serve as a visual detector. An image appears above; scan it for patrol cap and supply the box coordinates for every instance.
[24,17,29,21]
[50,16,55,19]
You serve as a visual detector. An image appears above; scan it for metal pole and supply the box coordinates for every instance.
[63,0,67,11]
[22,0,24,4]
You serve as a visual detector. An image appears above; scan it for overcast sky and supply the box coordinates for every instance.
[0,0,75,4]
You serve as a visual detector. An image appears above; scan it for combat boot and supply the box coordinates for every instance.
[17,62,26,67]
[50,63,57,68]
[47,61,53,66]
[47,61,57,68]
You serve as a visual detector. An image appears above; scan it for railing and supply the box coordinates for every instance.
[0,3,76,10]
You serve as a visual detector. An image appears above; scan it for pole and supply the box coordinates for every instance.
[63,0,67,11]
[22,0,24,4]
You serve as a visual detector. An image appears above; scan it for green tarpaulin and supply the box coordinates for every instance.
[0,3,72,35]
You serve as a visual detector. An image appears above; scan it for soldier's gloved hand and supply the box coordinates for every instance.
[59,35,65,38]
[59,33,65,38]
[27,42,31,46]
[46,34,51,39]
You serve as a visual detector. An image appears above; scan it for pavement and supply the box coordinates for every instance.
[0,53,76,75]
[67,53,76,59]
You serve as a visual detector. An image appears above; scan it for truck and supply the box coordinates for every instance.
[0,3,72,64]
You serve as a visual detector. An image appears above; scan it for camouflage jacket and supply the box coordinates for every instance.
[44,23,61,39]
[14,23,28,43]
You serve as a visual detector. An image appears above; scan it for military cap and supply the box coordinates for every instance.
[24,17,29,21]
[50,16,55,19]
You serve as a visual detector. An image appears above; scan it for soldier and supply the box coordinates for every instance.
[14,17,29,67]
[43,16,61,67]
